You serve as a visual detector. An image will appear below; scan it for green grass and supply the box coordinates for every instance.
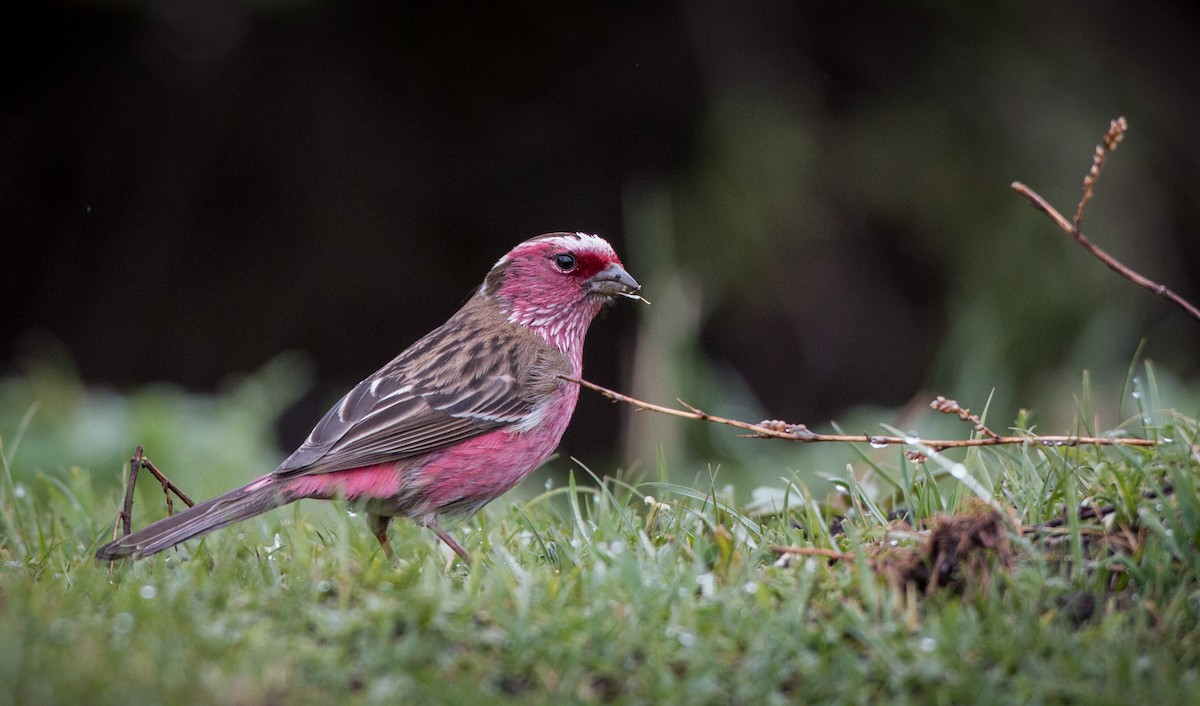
[2,370,1200,704]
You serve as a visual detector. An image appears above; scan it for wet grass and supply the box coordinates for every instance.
[2,371,1200,704]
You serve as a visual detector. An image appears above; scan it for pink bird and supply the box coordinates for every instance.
[95,232,640,563]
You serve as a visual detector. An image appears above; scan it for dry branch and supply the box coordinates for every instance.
[112,445,196,542]
[565,377,1155,451]
[1012,117,1200,324]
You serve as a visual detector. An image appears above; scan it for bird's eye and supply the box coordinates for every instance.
[554,253,577,272]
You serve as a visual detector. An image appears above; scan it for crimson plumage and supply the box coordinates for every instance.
[95,232,639,562]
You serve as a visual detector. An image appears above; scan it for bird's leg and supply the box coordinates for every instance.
[367,514,395,559]
[429,523,472,564]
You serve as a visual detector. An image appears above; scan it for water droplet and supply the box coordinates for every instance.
[1161,436,1174,443]
[49,618,76,645]
[903,433,921,445]
[317,580,333,594]
[918,637,937,652]
[545,478,554,490]
[139,585,157,600]
[13,485,26,499]
[743,581,758,595]
[869,437,889,449]
[112,612,135,634]
[677,631,697,647]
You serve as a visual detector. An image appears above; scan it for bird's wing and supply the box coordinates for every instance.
[273,298,563,477]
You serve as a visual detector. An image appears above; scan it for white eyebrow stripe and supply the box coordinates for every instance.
[491,233,615,269]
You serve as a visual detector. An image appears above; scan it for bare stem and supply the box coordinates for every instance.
[564,377,1155,451]
[114,445,196,538]
[769,545,856,561]
[930,396,1000,440]
[1012,118,1200,324]
[1075,117,1127,228]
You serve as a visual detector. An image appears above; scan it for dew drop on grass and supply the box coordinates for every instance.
[918,637,937,652]
[49,618,76,645]
[139,585,157,600]
[13,485,26,499]
[869,437,889,449]
[743,581,758,595]
[666,625,697,647]
[903,433,921,445]
[112,613,135,634]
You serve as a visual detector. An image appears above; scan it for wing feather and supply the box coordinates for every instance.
[273,296,564,477]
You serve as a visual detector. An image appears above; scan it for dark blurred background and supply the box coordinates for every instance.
[3,1,1200,488]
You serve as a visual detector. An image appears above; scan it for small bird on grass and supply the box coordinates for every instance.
[95,232,640,563]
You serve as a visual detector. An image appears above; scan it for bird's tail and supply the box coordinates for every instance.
[95,475,292,560]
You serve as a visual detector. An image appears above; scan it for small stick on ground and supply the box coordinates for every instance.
[769,545,856,562]
[1026,482,1175,534]
[564,377,1155,452]
[113,445,197,540]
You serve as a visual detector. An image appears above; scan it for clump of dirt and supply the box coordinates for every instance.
[871,500,1014,594]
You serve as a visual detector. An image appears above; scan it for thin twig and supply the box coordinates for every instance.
[1075,117,1127,227]
[118,446,143,537]
[1011,118,1200,324]
[1026,482,1174,534]
[769,545,856,561]
[930,396,1000,440]
[115,445,196,539]
[564,377,1155,451]
[140,454,196,513]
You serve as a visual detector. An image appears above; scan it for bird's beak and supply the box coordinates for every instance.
[585,263,641,298]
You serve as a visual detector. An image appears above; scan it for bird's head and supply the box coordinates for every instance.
[481,232,640,352]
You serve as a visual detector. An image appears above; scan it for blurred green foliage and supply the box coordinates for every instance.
[0,351,310,498]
